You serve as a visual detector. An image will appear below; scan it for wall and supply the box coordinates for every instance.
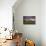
[41,0,46,46]
[13,0,41,46]
[0,0,16,30]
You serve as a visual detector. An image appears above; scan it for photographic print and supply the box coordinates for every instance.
[23,16,36,24]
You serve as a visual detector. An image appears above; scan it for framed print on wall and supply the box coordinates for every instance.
[23,16,36,24]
